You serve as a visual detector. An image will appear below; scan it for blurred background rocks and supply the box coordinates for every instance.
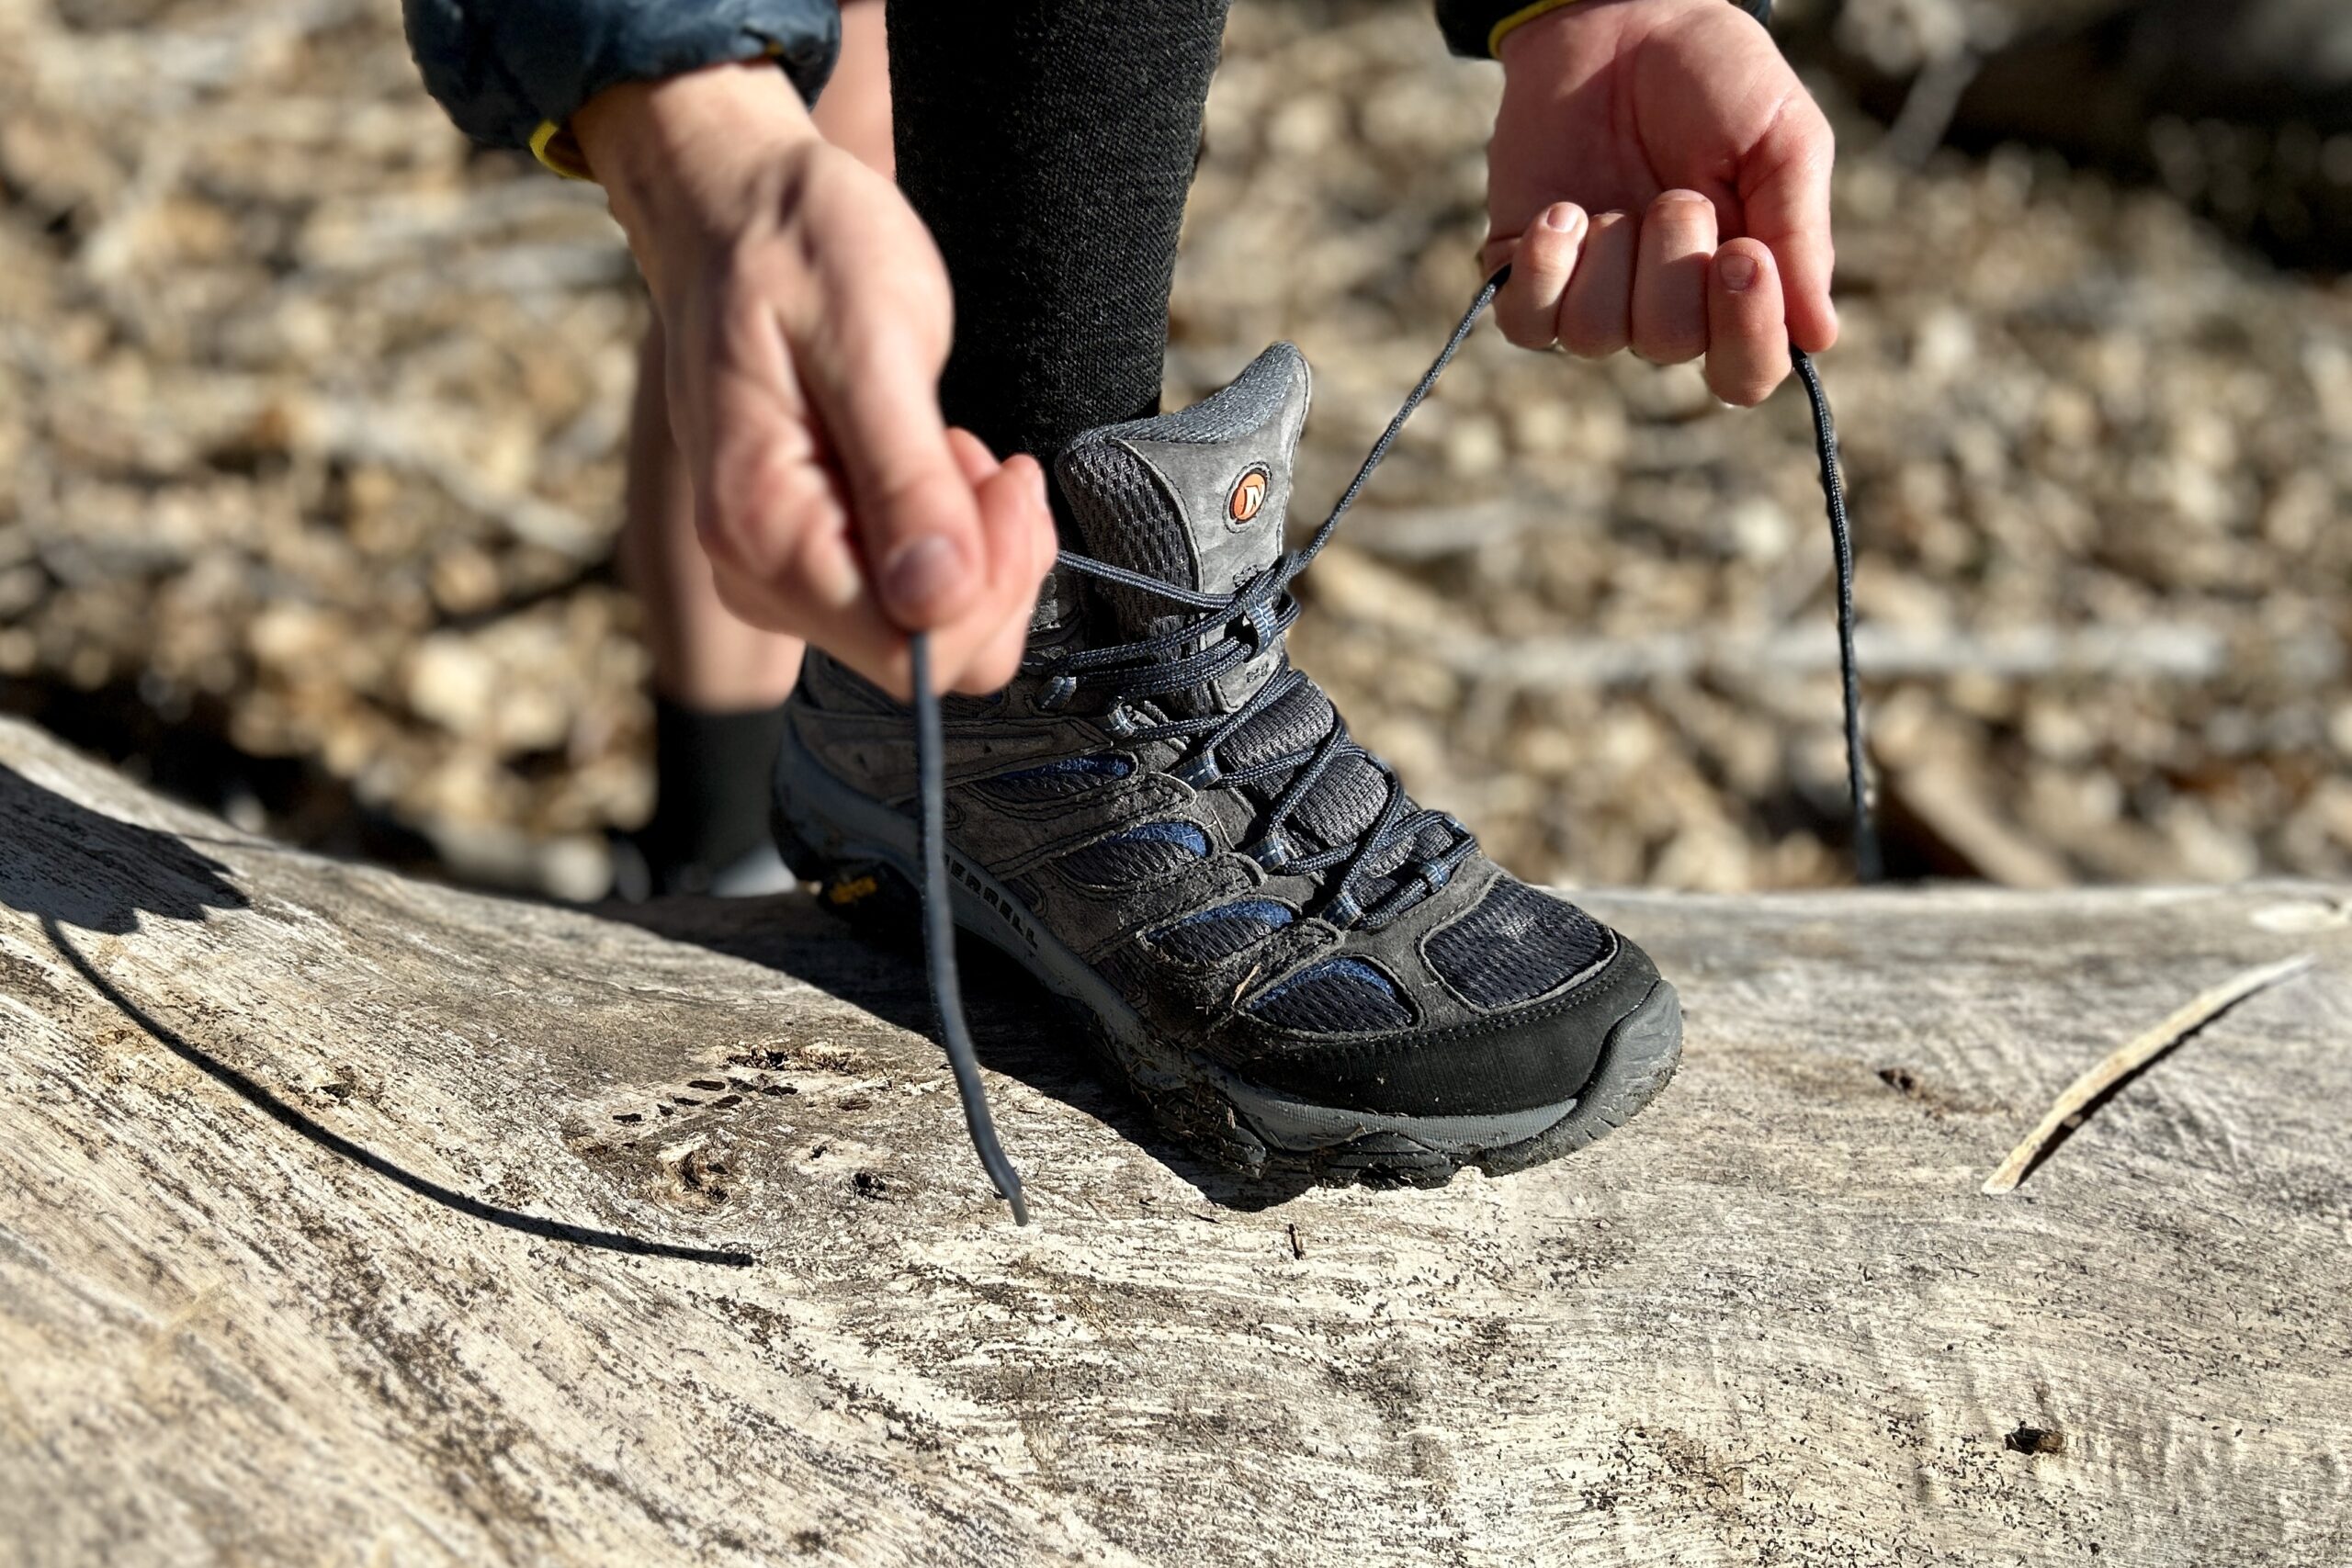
[1,0,2346,897]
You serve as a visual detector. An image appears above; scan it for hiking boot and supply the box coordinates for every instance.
[772,342,1681,1185]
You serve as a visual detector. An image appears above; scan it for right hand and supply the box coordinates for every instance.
[574,62,1056,698]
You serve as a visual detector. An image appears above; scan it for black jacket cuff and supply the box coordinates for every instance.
[403,0,841,155]
[1435,0,1771,62]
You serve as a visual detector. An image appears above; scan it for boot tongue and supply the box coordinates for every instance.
[1047,344,1436,895]
[1052,343,1311,648]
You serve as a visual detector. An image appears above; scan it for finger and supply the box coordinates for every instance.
[1492,203,1587,350]
[967,586,1037,695]
[1557,210,1636,359]
[696,388,865,613]
[797,314,989,634]
[676,292,880,620]
[940,455,1054,694]
[945,426,1001,488]
[1738,95,1838,352]
[739,455,1051,702]
[1704,240,1792,407]
[707,551,903,692]
[1631,190,1716,365]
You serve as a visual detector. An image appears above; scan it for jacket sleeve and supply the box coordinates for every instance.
[402,0,841,158]
[1434,0,1771,62]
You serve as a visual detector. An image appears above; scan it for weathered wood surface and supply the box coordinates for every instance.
[2,714,2347,1567]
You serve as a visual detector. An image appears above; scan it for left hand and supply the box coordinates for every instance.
[1481,0,1837,405]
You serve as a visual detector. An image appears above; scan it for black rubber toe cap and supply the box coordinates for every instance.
[1221,932,1665,1117]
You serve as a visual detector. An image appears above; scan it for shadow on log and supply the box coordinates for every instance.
[1,716,2346,1564]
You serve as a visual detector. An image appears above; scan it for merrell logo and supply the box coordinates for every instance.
[947,852,1038,950]
[1227,465,1270,525]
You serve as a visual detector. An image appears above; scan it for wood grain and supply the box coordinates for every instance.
[2,717,2346,1566]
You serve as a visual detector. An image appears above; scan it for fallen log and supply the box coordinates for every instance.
[1,716,2345,1566]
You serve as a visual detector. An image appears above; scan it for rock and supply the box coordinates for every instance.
[2,0,2346,900]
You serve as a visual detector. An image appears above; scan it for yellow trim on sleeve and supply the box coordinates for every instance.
[526,39,798,183]
[528,118,595,182]
[1487,0,1591,56]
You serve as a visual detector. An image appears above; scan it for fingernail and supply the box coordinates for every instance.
[883,535,964,614]
[1542,202,1583,233]
[1718,252,1759,292]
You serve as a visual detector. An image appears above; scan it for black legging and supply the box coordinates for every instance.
[886,0,1232,477]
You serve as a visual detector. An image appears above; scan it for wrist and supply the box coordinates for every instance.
[1495,0,1644,68]
[574,62,822,250]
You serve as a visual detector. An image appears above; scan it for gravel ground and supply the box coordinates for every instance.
[2,0,2346,895]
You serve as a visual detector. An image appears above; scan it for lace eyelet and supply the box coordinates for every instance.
[1174,751,1222,787]
[1248,829,1294,873]
[1105,703,1141,738]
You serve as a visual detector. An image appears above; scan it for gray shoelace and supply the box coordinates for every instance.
[906,270,1875,1223]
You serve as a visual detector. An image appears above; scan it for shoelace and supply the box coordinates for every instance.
[907,269,1876,1224]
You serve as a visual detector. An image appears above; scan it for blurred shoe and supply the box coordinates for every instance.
[773,342,1679,1183]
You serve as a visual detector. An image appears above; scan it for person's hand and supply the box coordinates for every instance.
[573,62,1056,698]
[1480,0,1837,405]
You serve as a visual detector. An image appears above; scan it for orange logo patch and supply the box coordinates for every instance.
[1228,466,1270,525]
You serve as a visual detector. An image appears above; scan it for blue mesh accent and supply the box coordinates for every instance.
[1149,898,1295,965]
[1425,879,1610,1010]
[1056,819,1211,886]
[1248,957,1412,1034]
[975,754,1135,804]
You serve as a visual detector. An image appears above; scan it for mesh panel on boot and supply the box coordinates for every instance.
[1220,678,1327,772]
[1057,439,1197,642]
[1217,679,1390,857]
[975,754,1134,804]
[1424,880,1611,1010]
[1248,957,1413,1033]
[1057,820,1211,886]
[1149,898,1295,964]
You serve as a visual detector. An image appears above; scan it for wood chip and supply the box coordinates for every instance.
[1984,953,2316,1194]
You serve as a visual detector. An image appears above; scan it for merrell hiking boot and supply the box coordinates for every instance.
[774,339,1683,1186]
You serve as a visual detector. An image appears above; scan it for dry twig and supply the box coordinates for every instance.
[1984,953,2316,1194]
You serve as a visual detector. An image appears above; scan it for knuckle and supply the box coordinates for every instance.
[1500,314,1555,351]
[701,448,829,571]
[859,464,966,549]
[1559,318,1626,358]
[1710,365,1778,407]
[1642,333,1703,366]
[707,563,789,635]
